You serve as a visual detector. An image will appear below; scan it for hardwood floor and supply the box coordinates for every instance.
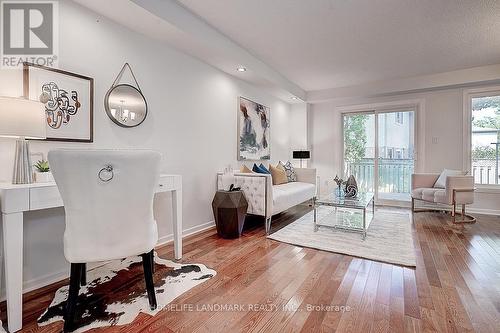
[4,205,500,332]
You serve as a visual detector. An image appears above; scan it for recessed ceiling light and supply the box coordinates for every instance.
[237,66,247,72]
[291,96,299,100]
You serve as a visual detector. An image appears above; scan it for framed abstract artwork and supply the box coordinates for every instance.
[238,96,270,160]
[23,62,94,142]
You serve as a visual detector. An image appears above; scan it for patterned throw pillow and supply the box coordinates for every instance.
[279,161,297,182]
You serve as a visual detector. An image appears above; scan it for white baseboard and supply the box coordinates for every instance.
[20,262,105,296]
[466,207,500,216]
[379,200,500,216]
[157,220,216,246]
[413,202,500,216]
[378,201,411,208]
[0,221,217,300]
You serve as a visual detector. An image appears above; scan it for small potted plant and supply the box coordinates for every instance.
[34,159,53,183]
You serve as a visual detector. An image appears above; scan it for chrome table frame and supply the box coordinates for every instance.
[313,192,375,240]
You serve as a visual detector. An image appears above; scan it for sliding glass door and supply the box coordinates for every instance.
[377,111,415,202]
[343,113,376,193]
[343,109,415,204]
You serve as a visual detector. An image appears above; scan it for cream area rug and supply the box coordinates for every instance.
[268,206,416,266]
[38,254,216,332]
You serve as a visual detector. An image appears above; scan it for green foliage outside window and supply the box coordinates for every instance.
[472,96,500,160]
[472,96,500,131]
[472,96,500,111]
[472,146,496,160]
[344,115,367,163]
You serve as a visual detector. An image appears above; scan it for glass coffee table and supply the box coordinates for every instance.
[313,192,374,240]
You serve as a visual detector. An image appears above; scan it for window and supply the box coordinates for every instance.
[469,93,500,185]
[395,112,404,124]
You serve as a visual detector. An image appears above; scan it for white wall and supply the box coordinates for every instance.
[290,103,309,167]
[310,88,500,213]
[0,1,294,292]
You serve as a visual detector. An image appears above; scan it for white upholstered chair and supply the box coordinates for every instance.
[48,149,161,332]
[411,173,476,224]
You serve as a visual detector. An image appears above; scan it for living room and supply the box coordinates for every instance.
[0,1,498,332]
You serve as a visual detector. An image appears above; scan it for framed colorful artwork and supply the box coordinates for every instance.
[23,62,94,142]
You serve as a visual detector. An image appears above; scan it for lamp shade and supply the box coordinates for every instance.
[0,96,46,139]
[293,150,311,159]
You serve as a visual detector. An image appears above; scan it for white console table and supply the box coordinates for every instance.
[0,174,182,332]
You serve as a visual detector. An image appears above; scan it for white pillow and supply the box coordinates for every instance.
[434,169,464,188]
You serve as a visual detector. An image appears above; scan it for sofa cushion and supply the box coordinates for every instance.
[412,187,448,204]
[434,189,449,204]
[272,182,315,214]
[421,188,445,202]
[411,188,425,199]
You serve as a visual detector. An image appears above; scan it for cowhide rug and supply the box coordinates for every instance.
[38,254,216,332]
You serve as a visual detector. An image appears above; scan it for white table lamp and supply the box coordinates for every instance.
[0,97,46,184]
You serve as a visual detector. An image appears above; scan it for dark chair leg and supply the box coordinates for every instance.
[64,263,83,332]
[151,251,155,274]
[80,263,86,286]
[141,250,157,310]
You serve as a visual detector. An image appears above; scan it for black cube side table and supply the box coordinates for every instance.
[212,190,248,239]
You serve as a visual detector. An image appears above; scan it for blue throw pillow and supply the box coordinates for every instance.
[252,163,270,174]
[259,163,271,174]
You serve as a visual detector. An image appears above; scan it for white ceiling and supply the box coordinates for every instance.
[177,0,500,91]
[74,0,306,102]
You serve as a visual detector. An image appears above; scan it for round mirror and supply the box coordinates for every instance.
[104,84,147,127]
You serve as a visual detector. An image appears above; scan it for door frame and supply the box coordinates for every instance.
[338,99,424,205]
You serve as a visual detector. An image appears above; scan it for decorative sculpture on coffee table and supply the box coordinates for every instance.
[344,175,358,198]
[333,175,345,198]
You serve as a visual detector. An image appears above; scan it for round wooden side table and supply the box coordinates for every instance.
[212,190,248,238]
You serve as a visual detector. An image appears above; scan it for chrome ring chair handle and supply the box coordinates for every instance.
[98,165,114,182]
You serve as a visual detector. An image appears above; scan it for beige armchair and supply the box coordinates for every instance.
[411,173,476,224]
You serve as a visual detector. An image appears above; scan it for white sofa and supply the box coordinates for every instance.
[217,168,317,234]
